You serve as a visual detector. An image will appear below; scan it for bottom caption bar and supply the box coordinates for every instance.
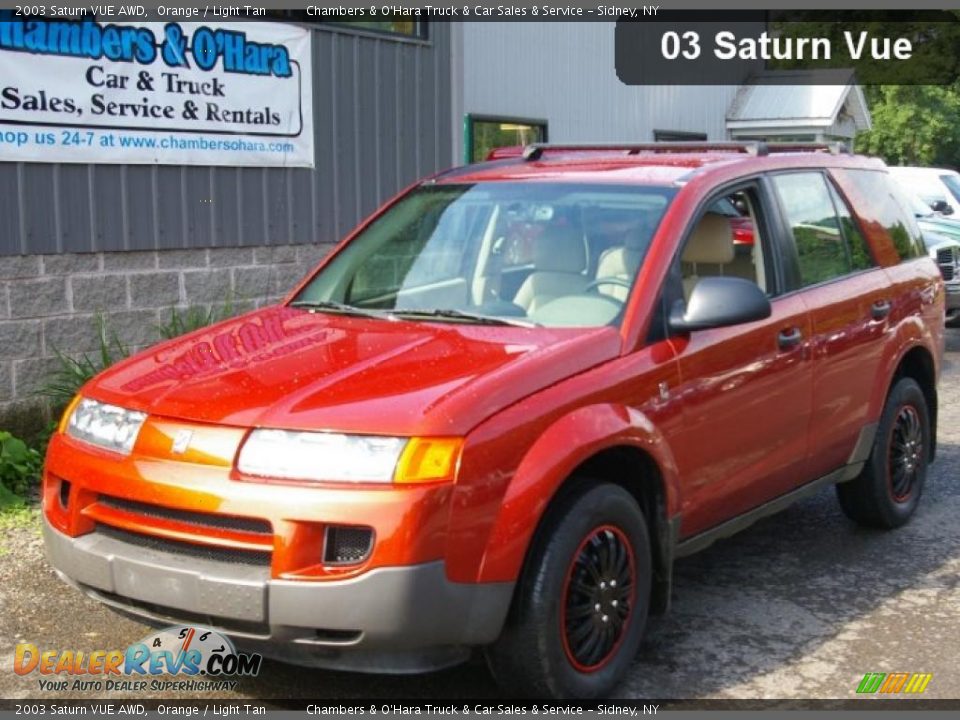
[1,699,958,718]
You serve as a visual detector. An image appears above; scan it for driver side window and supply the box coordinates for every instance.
[680,187,772,302]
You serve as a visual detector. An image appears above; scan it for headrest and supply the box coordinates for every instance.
[624,222,651,252]
[532,225,588,274]
[683,213,734,265]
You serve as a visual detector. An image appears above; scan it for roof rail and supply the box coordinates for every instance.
[763,142,850,155]
[520,140,851,161]
[521,142,766,161]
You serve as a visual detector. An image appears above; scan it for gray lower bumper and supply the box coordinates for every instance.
[43,518,514,673]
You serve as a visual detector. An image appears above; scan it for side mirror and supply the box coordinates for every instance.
[669,276,772,333]
[931,199,954,215]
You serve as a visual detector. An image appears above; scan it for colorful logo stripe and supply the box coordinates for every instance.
[857,672,933,694]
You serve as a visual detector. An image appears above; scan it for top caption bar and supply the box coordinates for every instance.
[2,1,960,12]
[3,3,959,85]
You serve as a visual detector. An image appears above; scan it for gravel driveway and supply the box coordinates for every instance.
[2,328,958,702]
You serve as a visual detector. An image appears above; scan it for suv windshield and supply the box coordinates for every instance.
[293,182,675,328]
[940,174,960,204]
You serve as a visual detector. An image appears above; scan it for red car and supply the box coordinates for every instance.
[43,142,944,698]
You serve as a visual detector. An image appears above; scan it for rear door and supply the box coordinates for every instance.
[768,170,891,479]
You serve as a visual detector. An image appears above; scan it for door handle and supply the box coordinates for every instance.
[871,299,892,320]
[777,327,803,350]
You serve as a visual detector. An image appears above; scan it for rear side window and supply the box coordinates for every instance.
[772,172,856,287]
[826,181,874,272]
[830,169,926,263]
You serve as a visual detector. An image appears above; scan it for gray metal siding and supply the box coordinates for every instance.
[0,23,452,256]
[460,23,739,157]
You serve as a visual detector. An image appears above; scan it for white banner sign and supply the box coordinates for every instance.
[0,18,314,167]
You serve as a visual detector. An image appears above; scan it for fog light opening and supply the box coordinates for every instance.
[323,525,374,566]
[58,479,71,510]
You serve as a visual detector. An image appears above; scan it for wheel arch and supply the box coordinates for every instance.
[890,344,938,461]
[475,403,681,615]
[557,446,677,615]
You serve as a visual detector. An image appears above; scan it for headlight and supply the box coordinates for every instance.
[66,398,147,455]
[237,430,462,485]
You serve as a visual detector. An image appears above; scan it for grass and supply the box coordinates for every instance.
[0,484,40,554]
[156,296,236,340]
[39,313,130,410]
[0,481,27,513]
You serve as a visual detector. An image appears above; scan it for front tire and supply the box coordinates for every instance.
[485,482,651,698]
[836,377,930,528]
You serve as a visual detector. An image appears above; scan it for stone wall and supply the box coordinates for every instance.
[0,243,335,437]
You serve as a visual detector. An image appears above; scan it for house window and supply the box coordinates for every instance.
[653,130,707,142]
[264,12,428,40]
[466,115,548,163]
[732,134,818,143]
[328,20,426,38]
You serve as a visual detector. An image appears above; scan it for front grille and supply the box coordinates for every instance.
[323,525,374,565]
[95,524,272,567]
[99,496,272,535]
[937,247,958,281]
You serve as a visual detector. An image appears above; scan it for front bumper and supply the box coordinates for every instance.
[43,516,514,673]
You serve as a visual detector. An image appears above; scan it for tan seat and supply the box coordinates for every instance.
[513,226,589,312]
[682,213,735,299]
[594,224,650,301]
[725,244,759,283]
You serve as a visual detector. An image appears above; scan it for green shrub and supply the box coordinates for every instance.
[0,431,42,498]
[157,297,236,340]
[39,314,130,411]
[33,420,59,463]
[0,481,27,513]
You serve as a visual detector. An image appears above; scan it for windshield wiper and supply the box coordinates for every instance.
[289,300,397,321]
[391,308,540,328]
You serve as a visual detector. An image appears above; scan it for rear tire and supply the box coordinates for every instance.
[485,482,651,699]
[836,377,930,529]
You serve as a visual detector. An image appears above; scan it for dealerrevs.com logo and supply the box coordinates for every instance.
[15,626,262,693]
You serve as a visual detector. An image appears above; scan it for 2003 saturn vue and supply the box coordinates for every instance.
[43,142,945,697]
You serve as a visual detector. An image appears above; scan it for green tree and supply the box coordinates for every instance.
[768,12,960,167]
[855,84,960,167]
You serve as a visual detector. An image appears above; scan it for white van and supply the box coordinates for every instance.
[888,166,960,215]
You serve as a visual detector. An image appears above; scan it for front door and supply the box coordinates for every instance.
[668,183,815,538]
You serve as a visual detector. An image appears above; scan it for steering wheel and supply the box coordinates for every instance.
[584,277,632,293]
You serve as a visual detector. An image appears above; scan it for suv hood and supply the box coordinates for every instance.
[87,306,621,436]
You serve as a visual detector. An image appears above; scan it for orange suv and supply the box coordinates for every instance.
[43,142,945,698]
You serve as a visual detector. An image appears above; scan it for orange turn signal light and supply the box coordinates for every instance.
[58,394,83,434]
[393,437,464,484]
